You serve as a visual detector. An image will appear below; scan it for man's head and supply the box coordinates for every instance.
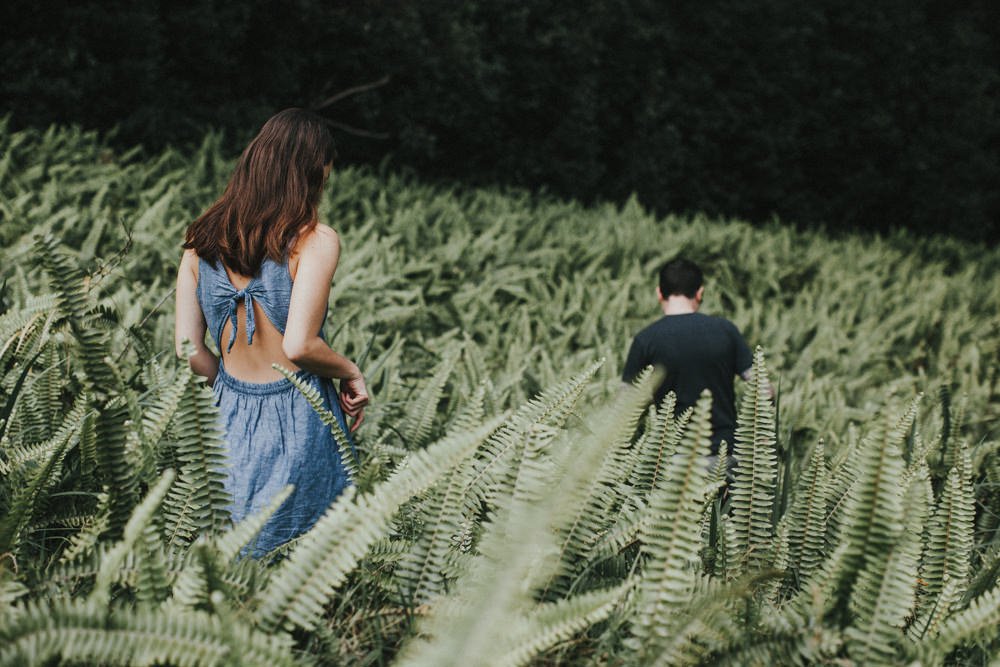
[658,257,703,298]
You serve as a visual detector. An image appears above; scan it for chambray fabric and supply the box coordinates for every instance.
[197,256,352,556]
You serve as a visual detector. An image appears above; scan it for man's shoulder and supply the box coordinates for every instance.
[633,316,672,341]
[703,313,741,331]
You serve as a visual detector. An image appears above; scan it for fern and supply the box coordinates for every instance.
[780,440,831,588]
[273,364,358,480]
[729,346,778,577]
[844,467,928,664]
[831,397,919,618]
[256,416,503,632]
[392,449,479,604]
[394,380,637,667]
[0,597,298,667]
[919,444,975,613]
[161,375,230,546]
[542,367,659,597]
[627,393,685,496]
[90,469,176,605]
[0,398,87,555]
[632,391,714,657]
[94,397,140,537]
[494,581,632,667]
[456,361,603,539]
[916,584,1000,662]
[400,344,460,449]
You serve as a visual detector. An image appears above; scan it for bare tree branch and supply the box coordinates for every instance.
[312,75,390,110]
[323,119,390,140]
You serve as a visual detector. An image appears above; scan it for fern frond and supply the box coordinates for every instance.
[274,364,357,480]
[919,444,974,609]
[832,397,918,616]
[401,344,460,448]
[730,346,778,577]
[162,377,230,546]
[845,468,927,664]
[394,439,488,604]
[94,397,139,536]
[917,585,1000,663]
[139,361,190,457]
[445,381,487,434]
[0,398,87,554]
[256,416,504,632]
[494,581,632,667]
[542,368,659,596]
[456,361,602,535]
[0,597,298,667]
[632,390,714,654]
[780,440,831,588]
[626,393,686,496]
[59,489,111,564]
[90,469,175,605]
[644,574,742,667]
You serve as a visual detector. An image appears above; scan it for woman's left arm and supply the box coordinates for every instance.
[175,249,219,384]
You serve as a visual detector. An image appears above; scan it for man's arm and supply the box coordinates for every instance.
[622,336,647,386]
[732,323,775,398]
[739,367,776,399]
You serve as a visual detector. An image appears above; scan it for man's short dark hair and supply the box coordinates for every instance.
[659,258,703,298]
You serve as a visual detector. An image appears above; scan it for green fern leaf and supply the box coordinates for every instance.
[730,346,778,576]
[256,415,503,632]
[919,444,974,611]
[0,597,298,667]
[832,397,918,617]
[494,581,632,667]
[632,390,714,655]
[162,376,230,546]
[780,440,831,587]
[627,393,686,496]
[542,367,659,597]
[90,469,175,604]
[845,468,928,664]
[401,344,461,449]
[273,364,358,481]
[917,585,1000,663]
[0,398,87,554]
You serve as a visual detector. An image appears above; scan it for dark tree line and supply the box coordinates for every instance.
[3,0,998,242]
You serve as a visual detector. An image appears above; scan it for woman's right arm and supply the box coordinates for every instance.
[175,249,219,385]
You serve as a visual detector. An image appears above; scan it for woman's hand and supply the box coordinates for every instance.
[339,373,369,432]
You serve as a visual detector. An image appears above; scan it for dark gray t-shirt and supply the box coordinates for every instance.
[622,312,753,454]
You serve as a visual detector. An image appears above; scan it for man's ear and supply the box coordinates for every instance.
[695,286,705,303]
[656,286,665,302]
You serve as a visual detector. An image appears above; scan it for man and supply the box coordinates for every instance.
[622,257,755,457]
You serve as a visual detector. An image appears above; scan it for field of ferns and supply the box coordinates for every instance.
[1,120,999,666]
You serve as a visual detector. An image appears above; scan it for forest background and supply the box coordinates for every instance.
[3,0,999,244]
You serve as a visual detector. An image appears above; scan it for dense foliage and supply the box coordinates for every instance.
[3,0,999,242]
[1,123,999,665]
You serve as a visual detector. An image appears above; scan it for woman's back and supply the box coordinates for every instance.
[196,252,324,382]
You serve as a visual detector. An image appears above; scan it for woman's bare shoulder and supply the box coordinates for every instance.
[179,247,200,277]
[294,224,341,257]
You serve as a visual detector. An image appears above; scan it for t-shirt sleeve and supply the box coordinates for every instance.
[731,323,753,375]
[622,336,647,384]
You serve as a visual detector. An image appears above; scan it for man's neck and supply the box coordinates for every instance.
[660,295,699,316]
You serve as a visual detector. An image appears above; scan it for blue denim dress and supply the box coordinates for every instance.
[197,256,352,555]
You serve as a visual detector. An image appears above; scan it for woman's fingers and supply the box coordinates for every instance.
[340,392,367,410]
[349,409,365,432]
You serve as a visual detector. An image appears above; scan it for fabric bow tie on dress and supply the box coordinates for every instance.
[226,287,256,352]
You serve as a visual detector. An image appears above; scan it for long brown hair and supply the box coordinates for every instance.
[184,108,336,276]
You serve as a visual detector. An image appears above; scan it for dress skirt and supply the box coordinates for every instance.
[213,364,354,556]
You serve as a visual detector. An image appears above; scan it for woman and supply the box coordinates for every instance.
[174,108,368,555]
